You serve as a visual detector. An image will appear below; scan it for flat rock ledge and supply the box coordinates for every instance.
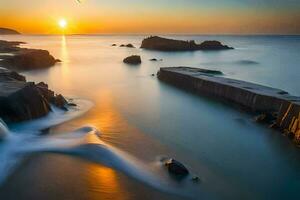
[141,36,233,51]
[157,67,300,144]
[0,40,59,71]
[0,68,68,123]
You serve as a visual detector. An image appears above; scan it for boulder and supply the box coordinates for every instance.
[150,58,158,61]
[112,44,117,46]
[164,159,189,176]
[123,55,141,65]
[141,36,233,51]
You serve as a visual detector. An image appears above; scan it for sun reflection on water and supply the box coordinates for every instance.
[87,164,130,200]
[60,35,71,89]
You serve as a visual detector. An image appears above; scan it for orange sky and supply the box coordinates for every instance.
[0,0,299,34]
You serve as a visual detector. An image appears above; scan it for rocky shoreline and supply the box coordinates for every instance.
[158,67,300,144]
[0,40,60,71]
[0,40,68,124]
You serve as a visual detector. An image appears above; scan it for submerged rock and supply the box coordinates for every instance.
[123,55,141,65]
[192,176,200,183]
[141,36,233,51]
[149,58,158,61]
[164,159,189,176]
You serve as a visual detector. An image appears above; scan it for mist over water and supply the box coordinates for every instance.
[0,35,300,200]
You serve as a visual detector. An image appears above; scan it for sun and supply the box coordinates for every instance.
[58,19,67,29]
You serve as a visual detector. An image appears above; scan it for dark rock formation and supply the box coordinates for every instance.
[192,176,200,183]
[0,28,20,35]
[112,44,117,46]
[255,112,277,124]
[0,49,58,71]
[141,36,233,51]
[0,69,68,123]
[0,40,24,53]
[68,103,77,107]
[123,55,141,65]
[120,44,135,48]
[158,67,300,145]
[0,40,59,71]
[164,159,189,176]
[150,58,158,61]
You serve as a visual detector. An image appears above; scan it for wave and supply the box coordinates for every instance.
[0,99,190,198]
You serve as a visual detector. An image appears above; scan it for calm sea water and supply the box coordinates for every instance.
[0,35,300,200]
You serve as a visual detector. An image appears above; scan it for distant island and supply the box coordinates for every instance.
[0,27,20,35]
[141,36,233,51]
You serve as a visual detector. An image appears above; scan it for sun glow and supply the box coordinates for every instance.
[58,19,67,29]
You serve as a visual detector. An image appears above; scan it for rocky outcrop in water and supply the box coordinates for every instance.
[164,159,189,176]
[0,28,20,35]
[120,44,135,48]
[158,67,300,145]
[141,36,233,51]
[123,55,141,65]
[0,40,59,71]
[0,68,68,123]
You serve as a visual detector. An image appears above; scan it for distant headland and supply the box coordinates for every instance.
[0,27,20,35]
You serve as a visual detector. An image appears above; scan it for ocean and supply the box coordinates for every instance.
[0,35,300,200]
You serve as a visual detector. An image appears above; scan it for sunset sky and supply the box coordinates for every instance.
[0,0,299,34]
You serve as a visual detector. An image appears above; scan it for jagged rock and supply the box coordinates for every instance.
[141,36,233,51]
[123,55,141,65]
[164,159,189,176]
[0,78,51,123]
[0,69,70,123]
[0,28,20,35]
[52,94,68,109]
